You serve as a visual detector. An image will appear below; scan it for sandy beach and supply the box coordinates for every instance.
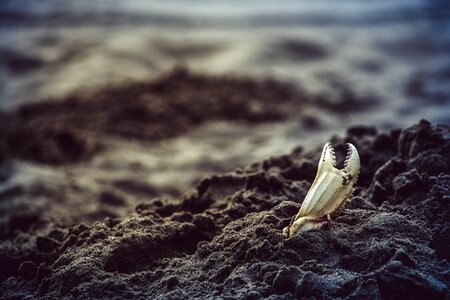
[0,0,449,299]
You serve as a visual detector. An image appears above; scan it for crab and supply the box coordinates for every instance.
[283,142,360,237]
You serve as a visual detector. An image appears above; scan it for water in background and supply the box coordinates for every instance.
[0,1,449,220]
[1,0,449,121]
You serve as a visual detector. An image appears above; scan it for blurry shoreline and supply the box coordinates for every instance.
[2,0,449,27]
[1,0,449,127]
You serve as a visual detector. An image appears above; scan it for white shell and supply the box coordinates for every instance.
[285,142,360,237]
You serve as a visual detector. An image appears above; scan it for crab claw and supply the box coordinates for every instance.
[283,142,360,237]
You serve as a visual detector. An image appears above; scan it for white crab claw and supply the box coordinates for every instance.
[284,142,360,237]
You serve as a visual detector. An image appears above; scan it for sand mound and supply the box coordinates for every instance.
[1,120,448,299]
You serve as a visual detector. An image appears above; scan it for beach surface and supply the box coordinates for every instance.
[0,0,449,298]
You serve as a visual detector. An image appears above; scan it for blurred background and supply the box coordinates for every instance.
[0,0,449,225]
